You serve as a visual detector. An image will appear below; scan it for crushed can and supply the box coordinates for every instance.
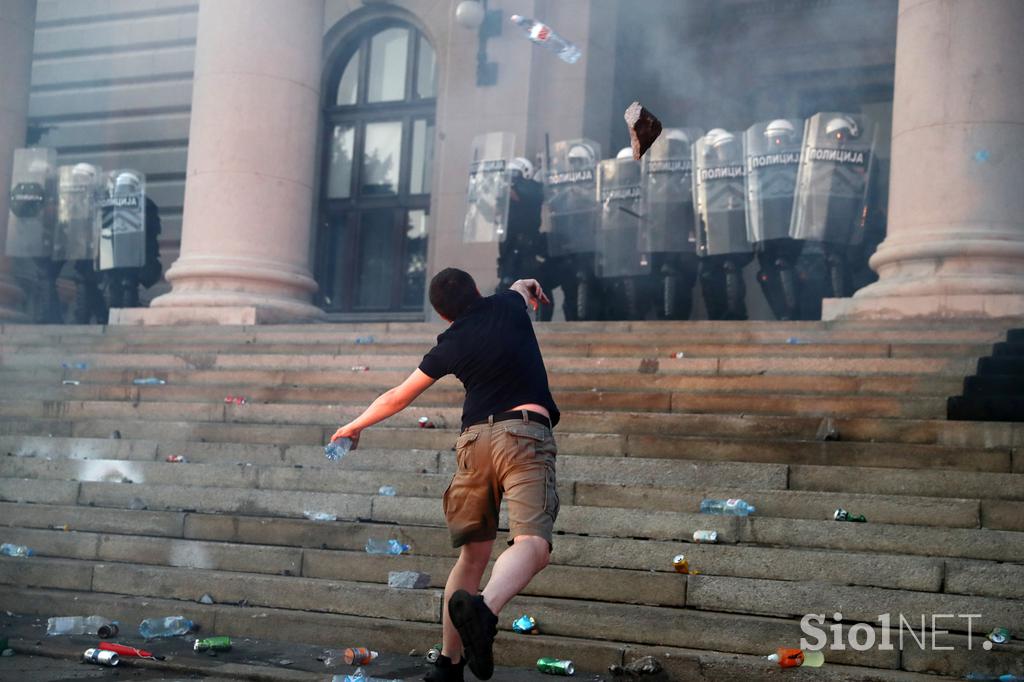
[418,417,435,429]
[344,647,378,665]
[834,508,867,522]
[165,455,187,463]
[537,658,574,676]
[350,365,369,372]
[672,554,690,574]
[512,615,537,634]
[426,643,442,664]
[83,648,119,666]
[96,622,119,638]
[194,636,232,652]
[692,530,718,543]
[988,627,1011,644]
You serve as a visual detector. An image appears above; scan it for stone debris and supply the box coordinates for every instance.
[388,570,431,589]
[815,415,840,441]
[624,102,663,160]
[609,655,663,677]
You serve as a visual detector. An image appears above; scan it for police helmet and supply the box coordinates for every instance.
[71,163,98,184]
[567,143,595,166]
[114,170,142,194]
[764,119,796,144]
[825,115,859,142]
[508,157,534,180]
[615,147,634,160]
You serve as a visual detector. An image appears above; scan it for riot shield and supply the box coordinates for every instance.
[5,147,57,259]
[596,157,649,278]
[790,113,875,246]
[463,133,515,243]
[544,139,601,256]
[693,130,751,258]
[54,163,102,261]
[641,127,702,254]
[97,169,146,270]
[744,119,803,244]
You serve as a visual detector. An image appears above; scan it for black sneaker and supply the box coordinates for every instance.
[424,654,466,682]
[447,590,498,680]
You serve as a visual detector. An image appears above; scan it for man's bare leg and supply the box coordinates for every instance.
[442,539,493,662]
[481,535,550,614]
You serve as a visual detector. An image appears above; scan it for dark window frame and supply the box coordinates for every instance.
[317,20,436,315]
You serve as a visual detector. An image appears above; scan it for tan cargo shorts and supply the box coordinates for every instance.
[442,414,559,549]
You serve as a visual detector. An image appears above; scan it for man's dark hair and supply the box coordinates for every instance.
[429,268,481,321]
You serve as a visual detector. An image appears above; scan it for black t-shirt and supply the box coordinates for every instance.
[418,290,560,430]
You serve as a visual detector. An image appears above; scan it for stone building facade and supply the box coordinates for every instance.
[0,0,1021,323]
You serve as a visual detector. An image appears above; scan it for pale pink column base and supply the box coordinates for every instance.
[823,294,1024,321]
[128,0,326,326]
[114,306,271,326]
[827,0,1024,321]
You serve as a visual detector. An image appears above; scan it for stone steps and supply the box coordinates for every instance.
[1,320,1022,681]
[4,433,1022,500]
[0,350,982,376]
[0,390,950,419]
[0,586,980,681]
[3,502,1021,597]
[2,416,1020,468]
[0,367,966,395]
[4,453,1017,530]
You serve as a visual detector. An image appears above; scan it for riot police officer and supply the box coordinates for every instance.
[545,139,602,320]
[694,129,753,320]
[496,157,552,320]
[745,119,804,320]
[97,170,161,310]
[596,147,648,320]
[5,148,61,323]
[641,127,701,320]
[56,162,108,324]
[790,113,876,313]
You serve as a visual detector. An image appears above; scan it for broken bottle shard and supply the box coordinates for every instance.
[624,102,663,161]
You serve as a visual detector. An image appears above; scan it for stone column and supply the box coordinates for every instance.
[824,0,1024,320]
[121,0,325,325]
[0,0,35,321]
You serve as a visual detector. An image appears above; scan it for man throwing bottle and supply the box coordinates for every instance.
[331,268,560,682]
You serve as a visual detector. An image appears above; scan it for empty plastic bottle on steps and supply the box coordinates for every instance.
[510,15,581,64]
[46,615,114,636]
[378,485,397,496]
[132,377,166,385]
[324,437,352,462]
[0,543,33,557]
[700,498,756,516]
[965,675,1021,681]
[138,616,194,639]
[365,538,410,555]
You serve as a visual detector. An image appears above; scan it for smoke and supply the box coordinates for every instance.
[609,0,897,146]
[76,459,145,484]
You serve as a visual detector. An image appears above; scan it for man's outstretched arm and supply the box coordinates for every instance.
[331,368,436,448]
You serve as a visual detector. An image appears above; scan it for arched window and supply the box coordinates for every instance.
[317,22,436,316]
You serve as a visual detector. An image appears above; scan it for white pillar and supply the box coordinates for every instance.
[0,0,35,321]
[824,0,1024,320]
[123,0,326,325]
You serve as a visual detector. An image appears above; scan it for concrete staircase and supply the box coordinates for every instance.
[0,320,1022,681]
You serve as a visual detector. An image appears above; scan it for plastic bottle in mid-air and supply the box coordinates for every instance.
[137,616,194,639]
[700,498,756,516]
[365,538,410,555]
[510,15,581,64]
